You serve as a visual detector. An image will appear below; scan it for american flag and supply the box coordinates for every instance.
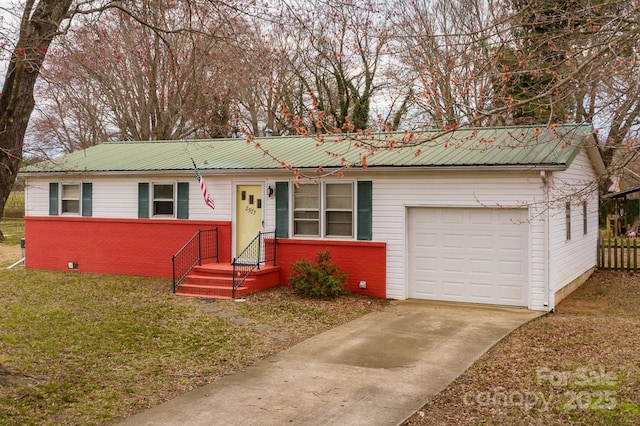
[191,159,215,210]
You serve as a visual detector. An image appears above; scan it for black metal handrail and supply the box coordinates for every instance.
[232,231,276,298]
[172,228,219,292]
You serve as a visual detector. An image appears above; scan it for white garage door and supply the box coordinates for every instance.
[408,207,528,306]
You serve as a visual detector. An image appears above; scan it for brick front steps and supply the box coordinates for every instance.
[175,263,281,299]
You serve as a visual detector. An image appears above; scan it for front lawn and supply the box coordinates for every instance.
[0,268,388,425]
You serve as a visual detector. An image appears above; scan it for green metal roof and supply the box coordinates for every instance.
[22,124,601,175]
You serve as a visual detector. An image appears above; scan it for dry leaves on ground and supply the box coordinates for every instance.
[404,270,640,426]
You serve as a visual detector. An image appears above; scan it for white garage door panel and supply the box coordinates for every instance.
[470,234,493,249]
[470,259,494,275]
[408,207,528,306]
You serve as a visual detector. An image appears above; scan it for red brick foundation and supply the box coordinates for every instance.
[24,217,232,277]
[275,239,387,298]
[24,217,387,298]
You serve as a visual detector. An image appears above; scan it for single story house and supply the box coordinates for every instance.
[20,124,605,311]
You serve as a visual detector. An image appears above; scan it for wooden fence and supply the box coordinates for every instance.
[598,238,639,272]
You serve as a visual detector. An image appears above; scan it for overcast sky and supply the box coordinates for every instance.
[0,1,28,87]
[0,0,17,85]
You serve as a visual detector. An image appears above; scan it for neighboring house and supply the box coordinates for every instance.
[20,124,605,311]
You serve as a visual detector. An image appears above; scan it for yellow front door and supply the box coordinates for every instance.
[236,185,263,255]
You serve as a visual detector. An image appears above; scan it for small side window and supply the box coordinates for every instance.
[566,202,571,241]
[61,184,80,214]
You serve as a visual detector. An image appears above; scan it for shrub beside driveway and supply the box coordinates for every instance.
[405,270,640,426]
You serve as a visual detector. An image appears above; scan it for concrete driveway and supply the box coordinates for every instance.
[119,300,543,426]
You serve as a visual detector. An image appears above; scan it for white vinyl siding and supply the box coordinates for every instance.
[95,178,139,218]
[25,175,232,220]
[547,149,599,302]
[263,181,277,233]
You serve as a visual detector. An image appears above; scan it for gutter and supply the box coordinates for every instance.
[19,164,569,178]
[541,170,551,310]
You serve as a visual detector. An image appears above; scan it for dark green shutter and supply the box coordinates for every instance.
[49,182,59,216]
[177,182,189,219]
[81,182,92,217]
[357,181,372,240]
[138,182,149,218]
[275,182,289,238]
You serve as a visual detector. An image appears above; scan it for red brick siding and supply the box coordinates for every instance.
[24,217,387,298]
[276,239,387,298]
[24,217,232,277]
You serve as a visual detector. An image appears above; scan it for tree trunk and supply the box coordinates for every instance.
[0,1,73,240]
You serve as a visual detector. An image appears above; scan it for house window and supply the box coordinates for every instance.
[49,182,92,216]
[153,183,174,216]
[325,183,353,237]
[293,183,354,238]
[138,182,188,219]
[276,180,371,240]
[566,202,571,241]
[61,184,80,214]
[293,184,320,236]
[583,201,588,235]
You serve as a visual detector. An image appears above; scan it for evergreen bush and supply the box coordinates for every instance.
[289,249,348,298]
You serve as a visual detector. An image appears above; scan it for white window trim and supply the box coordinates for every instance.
[292,182,320,237]
[291,181,356,239]
[151,182,176,218]
[60,182,81,216]
[324,181,354,238]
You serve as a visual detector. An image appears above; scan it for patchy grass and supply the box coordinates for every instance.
[3,192,24,219]
[404,270,640,426]
[0,268,388,425]
[0,219,23,269]
[0,218,24,246]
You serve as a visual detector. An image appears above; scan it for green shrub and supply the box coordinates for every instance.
[289,249,348,298]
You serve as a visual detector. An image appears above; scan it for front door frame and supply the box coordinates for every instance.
[233,182,265,258]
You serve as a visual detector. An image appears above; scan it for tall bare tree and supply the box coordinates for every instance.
[29,0,248,149]
[274,0,391,133]
[0,0,262,236]
[393,0,640,143]
[231,21,299,137]
[0,1,73,239]
[28,66,112,157]
[393,0,505,128]
[501,0,640,170]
